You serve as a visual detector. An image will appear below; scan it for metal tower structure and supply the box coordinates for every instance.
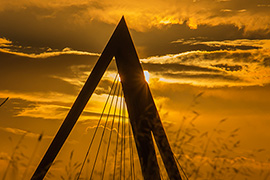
[31,17,182,180]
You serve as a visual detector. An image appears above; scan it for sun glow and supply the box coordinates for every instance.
[144,70,150,83]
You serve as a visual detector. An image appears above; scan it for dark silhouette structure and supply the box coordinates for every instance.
[0,97,9,108]
[31,17,182,180]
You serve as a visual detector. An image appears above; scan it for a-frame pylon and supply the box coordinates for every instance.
[31,17,182,180]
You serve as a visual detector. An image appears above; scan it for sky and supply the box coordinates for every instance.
[0,0,270,179]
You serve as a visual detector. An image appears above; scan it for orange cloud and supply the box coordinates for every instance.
[172,39,270,49]
[0,46,100,58]
[0,0,269,32]
[0,37,12,47]
[141,47,270,87]
[188,18,197,29]
[0,127,52,139]
[0,91,75,104]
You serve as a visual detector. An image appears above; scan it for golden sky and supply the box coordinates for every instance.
[0,0,270,179]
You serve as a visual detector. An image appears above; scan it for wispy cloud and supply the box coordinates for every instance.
[141,47,270,87]
[2,35,269,91]
[0,90,75,120]
[14,99,116,121]
[0,46,100,58]
[17,104,70,120]
[0,91,75,104]
[0,89,113,120]
[0,37,12,47]
[0,37,100,59]
[172,39,270,49]
[0,127,52,139]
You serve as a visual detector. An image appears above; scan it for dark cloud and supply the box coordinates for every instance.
[173,39,261,52]
[161,72,242,82]
[133,23,250,57]
[176,50,257,63]
[0,52,98,94]
[142,47,270,86]
[211,64,243,72]
[134,23,270,57]
[81,110,122,120]
[0,6,115,53]
[142,62,220,73]
[95,79,114,95]
[263,57,270,67]
[1,3,270,59]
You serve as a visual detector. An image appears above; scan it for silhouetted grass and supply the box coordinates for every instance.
[1,93,269,180]
[163,92,268,180]
[60,150,81,180]
[22,132,43,180]
[2,132,28,180]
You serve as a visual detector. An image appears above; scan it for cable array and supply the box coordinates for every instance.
[76,73,187,180]
[77,74,141,180]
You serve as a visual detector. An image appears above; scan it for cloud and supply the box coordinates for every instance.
[2,33,269,89]
[0,127,51,139]
[161,72,242,81]
[263,58,270,67]
[14,100,115,121]
[172,39,270,49]
[0,90,76,121]
[3,38,264,89]
[0,127,28,136]
[141,47,270,87]
[0,41,120,121]
[17,104,70,120]
[142,63,220,73]
[0,37,12,47]
[1,6,269,58]
[0,49,100,94]
[0,88,118,120]
[0,91,75,105]
[211,64,242,72]
[0,44,100,59]
[0,0,270,33]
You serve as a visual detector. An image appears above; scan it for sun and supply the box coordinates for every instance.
[144,70,150,83]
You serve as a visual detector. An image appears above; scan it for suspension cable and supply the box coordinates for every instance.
[101,78,121,179]
[122,98,126,180]
[77,72,184,180]
[113,89,123,180]
[77,74,119,180]
[119,93,125,180]
[174,154,189,180]
[89,75,119,180]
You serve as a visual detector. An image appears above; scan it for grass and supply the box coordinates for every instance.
[60,150,81,180]
[21,132,43,180]
[162,92,269,180]
[2,132,28,180]
[1,94,269,179]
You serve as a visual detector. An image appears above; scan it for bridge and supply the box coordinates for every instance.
[31,17,184,180]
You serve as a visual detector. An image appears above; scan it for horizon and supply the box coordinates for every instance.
[1,0,270,179]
